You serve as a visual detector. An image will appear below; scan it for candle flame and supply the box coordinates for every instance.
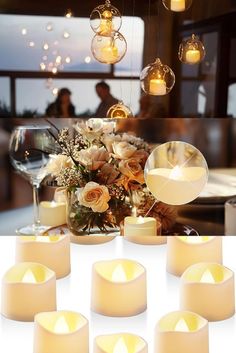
[113,338,129,353]
[170,166,182,180]
[200,269,215,283]
[22,269,37,283]
[174,318,189,332]
[112,264,127,282]
[54,316,70,333]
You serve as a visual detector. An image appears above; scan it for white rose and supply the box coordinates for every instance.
[46,154,73,176]
[112,141,137,159]
[78,146,109,170]
[102,134,121,153]
[76,182,111,213]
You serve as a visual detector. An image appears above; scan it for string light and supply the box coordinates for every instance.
[65,56,71,64]
[43,43,49,51]
[65,9,73,18]
[21,28,27,35]
[63,31,70,39]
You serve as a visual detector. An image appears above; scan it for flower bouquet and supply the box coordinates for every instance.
[46,119,177,236]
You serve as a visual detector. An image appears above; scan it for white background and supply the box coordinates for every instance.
[0,236,235,353]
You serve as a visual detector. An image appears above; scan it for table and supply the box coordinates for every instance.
[0,236,235,353]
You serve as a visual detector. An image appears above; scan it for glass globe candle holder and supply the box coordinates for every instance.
[91,31,127,64]
[107,101,133,119]
[179,34,206,65]
[140,58,175,96]
[144,141,209,205]
[162,0,193,12]
[90,0,122,36]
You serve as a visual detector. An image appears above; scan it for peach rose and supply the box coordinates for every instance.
[97,163,120,185]
[119,159,145,184]
[112,141,137,159]
[78,146,109,171]
[132,149,149,167]
[76,182,111,213]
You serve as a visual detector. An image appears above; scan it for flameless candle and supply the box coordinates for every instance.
[146,166,208,205]
[99,19,113,35]
[124,216,157,237]
[166,236,222,276]
[225,198,236,235]
[39,201,66,227]
[91,259,147,317]
[170,0,186,11]
[33,311,89,353]
[94,333,148,353]
[180,263,235,321]
[15,235,71,279]
[149,79,167,95]
[1,262,56,321]
[100,45,118,62]
[186,49,201,64]
[154,311,209,353]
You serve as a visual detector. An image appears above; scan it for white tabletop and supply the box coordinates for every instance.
[0,236,235,353]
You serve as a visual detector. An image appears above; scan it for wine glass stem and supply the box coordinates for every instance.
[32,183,40,230]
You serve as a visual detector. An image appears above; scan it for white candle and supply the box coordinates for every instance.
[166,236,223,276]
[91,259,147,317]
[94,333,148,353]
[124,216,157,236]
[186,49,201,64]
[225,198,236,235]
[39,201,66,227]
[54,187,67,203]
[100,45,119,63]
[146,166,208,205]
[1,262,56,321]
[180,263,235,321]
[149,79,167,95]
[15,235,71,279]
[33,311,89,353]
[154,311,209,353]
[170,0,186,12]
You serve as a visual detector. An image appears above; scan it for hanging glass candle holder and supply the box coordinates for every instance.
[91,31,127,64]
[90,0,122,36]
[179,34,206,65]
[162,0,193,12]
[107,101,133,119]
[140,58,175,96]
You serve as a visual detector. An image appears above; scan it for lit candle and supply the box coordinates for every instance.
[186,49,201,64]
[94,333,148,353]
[149,79,167,95]
[170,0,186,12]
[100,45,119,63]
[33,311,89,353]
[180,263,235,321]
[91,259,147,317]
[1,262,56,321]
[124,216,157,236]
[15,235,71,279]
[154,311,209,353]
[39,201,66,227]
[99,19,113,35]
[146,165,208,205]
[166,236,223,276]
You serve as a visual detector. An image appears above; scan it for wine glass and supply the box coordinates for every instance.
[9,125,54,235]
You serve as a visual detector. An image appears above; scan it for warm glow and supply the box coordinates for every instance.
[103,10,113,19]
[52,67,58,74]
[100,19,113,35]
[65,9,73,18]
[149,78,167,95]
[174,318,189,332]
[170,0,186,11]
[113,338,129,353]
[40,62,46,71]
[170,165,182,180]
[101,44,119,62]
[186,49,201,64]
[21,28,27,35]
[65,56,71,64]
[28,41,35,47]
[112,264,127,282]
[63,31,70,39]
[84,56,91,64]
[22,269,37,283]
[54,316,70,334]
[46,23,53,31]
[43,43,49,50]
[200,269,215,283]
[137,216,144,224]
[52,87,58,96]
[178,236,210,243]
[55,55,62,64]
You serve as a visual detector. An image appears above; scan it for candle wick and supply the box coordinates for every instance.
[144,200,157,217]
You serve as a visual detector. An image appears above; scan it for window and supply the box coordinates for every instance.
[0,77,10,116]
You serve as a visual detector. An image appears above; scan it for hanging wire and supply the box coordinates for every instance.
[129,0,136,110]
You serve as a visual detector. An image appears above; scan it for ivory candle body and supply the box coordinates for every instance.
[146,166,207,205]
[91,259,147,317]
[1,262,56,321]
[180,263,235,321]
[15,235,71,279]
[39,201,66,227]
[149,79,167,95]
[34,311,89,353]
[100,45,118,62]
[186,49,200,64]
[167,236,222,276]
[94,333,148,353]
[154,311,209,353]
[124,216,157,237]
[170,0,186,11]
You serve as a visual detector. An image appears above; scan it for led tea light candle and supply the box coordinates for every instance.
[167,236,222,276]
[154,311,209,353]
[94,333,148,353]
[180,263,235,321]
[186,49,201,64]
[34,311,89,353]
[91,259,147,317]
[1,262,56,321]
[15,235,71,279]
[39,201,66,227]
[149,79,167,95]
[124,216,157,237]
[100,19,113,35]
[170,0,186,11]
[100,44,119,62]
[225,197,236,235]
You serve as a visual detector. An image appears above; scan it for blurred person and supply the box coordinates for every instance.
[46,88,75,118]
[94,81,119,118]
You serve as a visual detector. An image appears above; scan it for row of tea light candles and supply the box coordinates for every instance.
[1,235,235,353]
